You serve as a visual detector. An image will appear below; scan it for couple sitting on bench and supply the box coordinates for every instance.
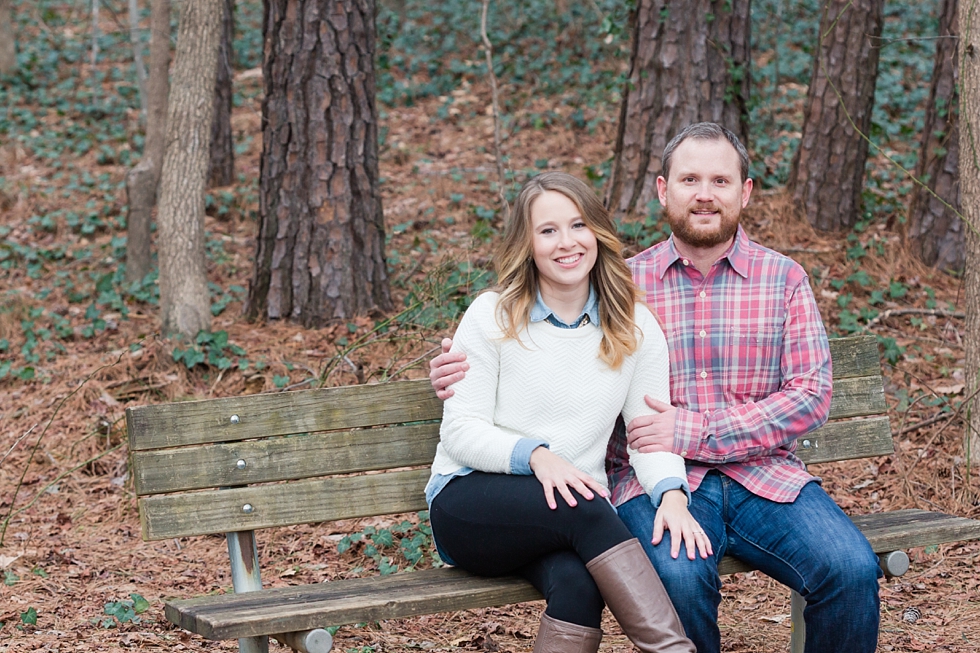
[425,123,882,653]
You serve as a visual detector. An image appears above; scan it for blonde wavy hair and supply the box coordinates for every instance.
[493,172,641,369]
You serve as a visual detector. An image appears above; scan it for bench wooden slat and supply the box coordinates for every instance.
[164,508,980,641]
[126,379,442,452]
[139,416,894,538]
[827,335,880,379]
[132,423,440,496]
[140,469,431,540]
[827,375,886,419]
[795,416,893,465]
[127,339,879,454]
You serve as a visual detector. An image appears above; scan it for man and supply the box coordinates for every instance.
[429,123,881,653]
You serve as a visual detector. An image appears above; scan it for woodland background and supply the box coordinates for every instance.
[1,0,979,651]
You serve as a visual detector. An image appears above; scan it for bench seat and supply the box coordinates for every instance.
[166,508,980,641]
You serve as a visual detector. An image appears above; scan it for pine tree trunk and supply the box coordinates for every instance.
[125,0,171,285]
[157,0,224,338]
[960,0,980,469]
[247,0,392,325]
[908,0,962,272]
[0,0,16,76]
[208,0,235,188]
[605,0,750,218]
[789,0,884,231]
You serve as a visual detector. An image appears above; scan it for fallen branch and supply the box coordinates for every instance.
[0,425,36,470]
[865,308,965,329]
[899,411,956,436]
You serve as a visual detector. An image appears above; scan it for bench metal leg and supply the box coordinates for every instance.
[227,530,269,653]
[790,590,805,653]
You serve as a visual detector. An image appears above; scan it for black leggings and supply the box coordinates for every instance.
[429,472,634,628]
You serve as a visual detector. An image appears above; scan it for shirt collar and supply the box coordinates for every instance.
[530,285,600,328]
[652,224,751,280]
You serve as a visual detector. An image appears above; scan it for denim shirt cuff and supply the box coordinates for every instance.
[510,439,549,474]
[648,478,691,509]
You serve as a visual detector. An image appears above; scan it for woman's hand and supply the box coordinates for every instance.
[529,447,609,510]
[652,489,713,560]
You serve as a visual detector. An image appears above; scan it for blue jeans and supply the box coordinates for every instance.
[617,472,881,653]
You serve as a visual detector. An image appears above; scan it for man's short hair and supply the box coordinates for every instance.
[661,122,750,183]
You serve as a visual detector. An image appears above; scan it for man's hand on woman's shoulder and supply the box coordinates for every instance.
[429,337,468,400]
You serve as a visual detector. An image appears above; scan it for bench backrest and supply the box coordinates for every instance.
[127,335,891,541]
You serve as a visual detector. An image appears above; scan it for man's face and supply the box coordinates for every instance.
[657,138,753,249]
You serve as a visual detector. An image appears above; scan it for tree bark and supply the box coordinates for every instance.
[125,0,172,285]
[960,0,980,467]
[247,0,392,325]
[605,0,750,218]
[208,0,236,188]
[0,0,16,76]
[908,0,962,272]
[157,0,224,338]
[788,0,884,231]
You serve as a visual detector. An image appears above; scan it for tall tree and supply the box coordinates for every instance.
[209,0,236,188]
[0,0,15,76]
[157,0,224,338]
[961,0,980,466]
[788,0,884,231]
[125,0,171,285]
[605,0,750,218]
[908,0,962,271]
[247,0,392,325]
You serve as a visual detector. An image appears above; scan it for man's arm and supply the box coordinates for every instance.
[629,278,832,463]
[429,338,468,399]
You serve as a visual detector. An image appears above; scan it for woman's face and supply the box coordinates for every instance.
[529,190,598,300]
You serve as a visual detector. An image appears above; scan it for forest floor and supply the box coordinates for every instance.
[2,60,980,653]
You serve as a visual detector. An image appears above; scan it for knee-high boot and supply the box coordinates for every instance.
[586,539,695,653]
[533,613,602,653]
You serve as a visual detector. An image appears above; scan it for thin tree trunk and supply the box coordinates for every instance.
[157,0,224,338]
[960,0,980,470]
[788,0,884,231]
[128,0,149,118]
[247,0,392,325]
[208,0,235,188]
[908,0,962,272]
[0,0,15,76]
[91,0,100,68]
[605,0,750,218]
[125,0,171,285]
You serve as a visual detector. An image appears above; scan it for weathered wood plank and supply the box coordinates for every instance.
[827,336,881,379]
[165,509,980,640]
[127,379,442,451]
[166,568,543,640]
[827,375,886,420]
[139,469,431,540]
[132,423,441,496]
[795,416,893,465]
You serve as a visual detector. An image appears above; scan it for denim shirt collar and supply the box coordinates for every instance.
[530,285,600,329]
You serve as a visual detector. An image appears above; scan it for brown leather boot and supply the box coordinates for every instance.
[585,539,695,653]
[532,613,602,653]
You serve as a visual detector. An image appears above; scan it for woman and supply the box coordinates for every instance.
[426,172,706,653]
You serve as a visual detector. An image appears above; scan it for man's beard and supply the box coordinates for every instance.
[664,202,740,248]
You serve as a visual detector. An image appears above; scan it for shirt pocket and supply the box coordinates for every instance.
[722,326,782,401]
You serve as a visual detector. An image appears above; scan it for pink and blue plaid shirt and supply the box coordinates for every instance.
[607,226,833,505]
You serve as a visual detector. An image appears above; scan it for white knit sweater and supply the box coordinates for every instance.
[429,291,686,497]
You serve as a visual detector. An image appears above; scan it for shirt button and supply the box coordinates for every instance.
[699,329,706,338]
[681,451,687,456]
[682,259,691,266]
[699,291,706,298]
[700,371,707,379]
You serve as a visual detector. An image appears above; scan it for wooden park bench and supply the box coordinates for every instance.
[126,335,980,653]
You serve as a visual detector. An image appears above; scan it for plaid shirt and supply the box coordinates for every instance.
[607,226,832,505]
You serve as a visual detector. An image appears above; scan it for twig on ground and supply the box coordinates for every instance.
[0,425,37,469]
[480,0,510,224]
[865,308,965,329]
[900,411,956,436]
